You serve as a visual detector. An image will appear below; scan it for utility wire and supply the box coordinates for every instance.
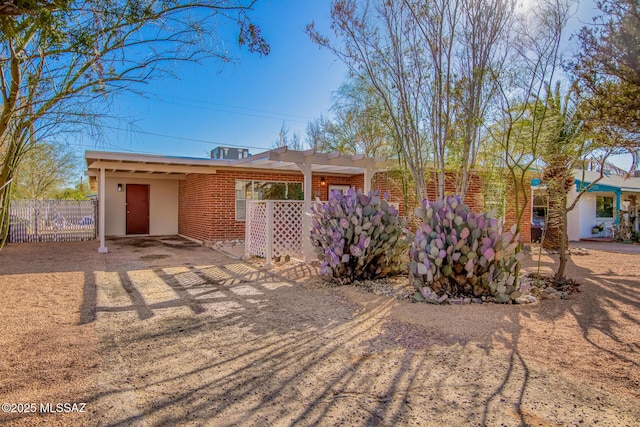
[85,124,272,151]
[123,93,313,123]
[151,93,313,121]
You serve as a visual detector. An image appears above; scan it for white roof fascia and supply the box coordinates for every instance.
[85,148,390,175]
[85,170,187,180]
[85,150,227,167]
[87,161,217,175]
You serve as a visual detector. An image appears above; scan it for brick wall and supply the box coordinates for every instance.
[179,167,530,243]
[371,170,532,241]
[312,175,352,201]
[504,179,533,243]
[371,171,414,217]
[371,171,485,216]
[349,174,365,192]
[179,170,362,242]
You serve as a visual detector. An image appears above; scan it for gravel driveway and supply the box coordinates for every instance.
[1,237,638,426]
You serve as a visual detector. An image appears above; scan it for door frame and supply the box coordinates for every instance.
[126,184,150,235]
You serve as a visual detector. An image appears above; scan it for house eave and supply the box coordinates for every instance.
[85,148,391,176]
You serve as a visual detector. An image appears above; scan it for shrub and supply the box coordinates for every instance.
[410,196,523,303]
[310,187,409,284]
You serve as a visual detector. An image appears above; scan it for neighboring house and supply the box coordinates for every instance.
[531,170,640,241]
[85,147,529,254]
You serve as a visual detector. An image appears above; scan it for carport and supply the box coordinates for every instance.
[85,151,220,253]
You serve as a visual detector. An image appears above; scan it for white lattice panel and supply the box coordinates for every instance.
[246,201,267,257]
[273,201,304,257]
[246,200,306,261]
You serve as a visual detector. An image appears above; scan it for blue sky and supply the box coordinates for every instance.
[71,0,633,171]
[77,0,346,159]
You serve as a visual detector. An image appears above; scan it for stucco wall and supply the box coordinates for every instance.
[567,187,582,241]
[577,192,595,239]
[568,190,620,240]
[531,186,601,242]
[105,176,179,236]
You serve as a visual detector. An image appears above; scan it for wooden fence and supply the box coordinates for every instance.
[8,199,97,243]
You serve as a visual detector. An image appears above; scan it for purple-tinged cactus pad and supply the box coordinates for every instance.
[410,196,522,302]
[310,187,410,284]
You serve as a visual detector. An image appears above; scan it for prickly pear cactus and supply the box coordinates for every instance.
[410,196,523,303]
[310,187,410,284]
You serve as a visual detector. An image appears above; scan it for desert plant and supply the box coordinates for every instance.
[311,187,409,284]
[410,196,524,303]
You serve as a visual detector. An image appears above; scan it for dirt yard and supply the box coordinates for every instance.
[0,236,638,426]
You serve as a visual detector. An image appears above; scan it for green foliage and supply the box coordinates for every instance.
[572,0,640,142]
[310,187,410,284]
[10,142,78,199]
[308,76,395,158]
[51,181,91,200]
[410,196,524,303]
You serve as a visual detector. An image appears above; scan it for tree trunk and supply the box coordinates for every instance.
[542,181,565,250]
[555,197,569,280]
[541,162,573,279]
[0,133,28,249]
[0,181,12,247]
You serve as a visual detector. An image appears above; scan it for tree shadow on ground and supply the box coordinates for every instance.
[519,249,640,397]
[70,238,534,425]
[1,237,639,425]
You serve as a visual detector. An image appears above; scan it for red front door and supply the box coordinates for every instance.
[126,184,149,235]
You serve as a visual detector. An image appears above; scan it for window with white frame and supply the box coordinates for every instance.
[235,180,304,221]
[596,195,614,218]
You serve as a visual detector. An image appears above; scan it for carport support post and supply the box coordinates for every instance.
[98,168,108,253]
[296,162,313,262]
[364,167,373,194]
